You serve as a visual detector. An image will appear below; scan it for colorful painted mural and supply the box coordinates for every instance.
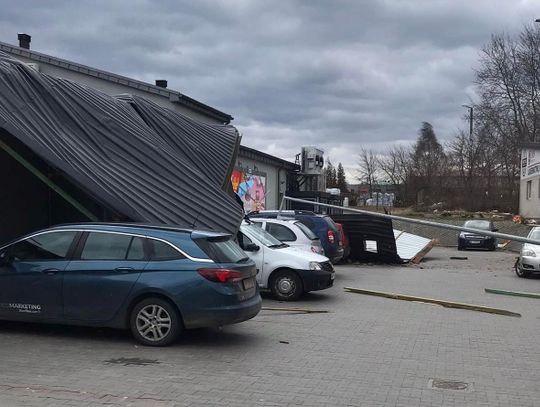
[231,169,266,213]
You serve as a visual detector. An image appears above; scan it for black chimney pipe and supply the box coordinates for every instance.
[155,79,167,88]
[18,33,31,49]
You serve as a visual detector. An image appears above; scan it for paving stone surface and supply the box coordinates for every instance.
[0,247,538,406]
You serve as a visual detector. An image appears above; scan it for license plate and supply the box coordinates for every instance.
[470,241,480,244]
[242,277,255,290]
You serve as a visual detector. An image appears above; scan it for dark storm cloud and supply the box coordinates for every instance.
[0,0,538,176]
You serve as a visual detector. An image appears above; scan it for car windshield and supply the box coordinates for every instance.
[464,220,491,230]
[195,236,249,263]
[529,228,540,240]
[294,221,318,240]
[241,224,285,248]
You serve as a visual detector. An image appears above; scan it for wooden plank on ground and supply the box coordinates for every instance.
[411,239,435,264]
[344,287,521,317]
[261,307,330,314]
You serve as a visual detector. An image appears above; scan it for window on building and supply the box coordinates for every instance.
[527,180,532,199]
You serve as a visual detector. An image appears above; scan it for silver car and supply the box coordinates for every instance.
[516,226,540,278]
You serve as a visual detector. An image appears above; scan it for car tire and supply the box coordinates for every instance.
[488,243,496,251]
[270,270,303,301]
[514,261,530,278]
[129,297,182,346]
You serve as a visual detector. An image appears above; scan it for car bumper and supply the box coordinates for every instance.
[519,256,540,272]
[297,269,335,292]
[330,248,345,264]
[182,293,262,329]
[459,237,494,248]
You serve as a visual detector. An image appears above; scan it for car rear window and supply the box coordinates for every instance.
[294,221,318,240]
[322,216,339,231]
[149,239,185,261]
[297,218,316,230]
[195,236,248,263]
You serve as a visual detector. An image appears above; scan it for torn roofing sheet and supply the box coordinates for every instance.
[115,95,239,189]
[0,51,243,234]
[393,229,434,262]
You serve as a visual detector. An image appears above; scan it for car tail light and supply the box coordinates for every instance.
[327,230,335,244]
[197,268,242,283]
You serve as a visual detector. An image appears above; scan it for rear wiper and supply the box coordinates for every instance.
[237,257,250,263]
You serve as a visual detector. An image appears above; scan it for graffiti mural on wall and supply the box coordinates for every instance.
[231,169,266,213]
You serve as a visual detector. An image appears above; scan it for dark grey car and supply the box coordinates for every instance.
[458,220,498,251]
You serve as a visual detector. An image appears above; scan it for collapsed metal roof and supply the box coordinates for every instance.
[0,51,243,234]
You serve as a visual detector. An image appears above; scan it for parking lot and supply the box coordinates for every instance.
[0,247,539,407]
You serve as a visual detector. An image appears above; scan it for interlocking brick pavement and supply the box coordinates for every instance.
[0,247,538,406]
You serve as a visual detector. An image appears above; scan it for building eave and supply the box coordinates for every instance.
[239,145,299,171]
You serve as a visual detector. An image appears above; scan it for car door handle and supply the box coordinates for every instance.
[115,267,134,273]
[42,268,60,275]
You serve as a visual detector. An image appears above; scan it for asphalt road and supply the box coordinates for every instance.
[0,247,538,406]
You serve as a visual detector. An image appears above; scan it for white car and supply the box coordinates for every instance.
[516,226,540,278]
[248,218,324,255]
[238,222,334,301]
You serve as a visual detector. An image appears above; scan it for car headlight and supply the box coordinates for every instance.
[309,262,323,271]
[522,250,536,257]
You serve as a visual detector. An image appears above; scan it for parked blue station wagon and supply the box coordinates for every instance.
[0,223,261,346]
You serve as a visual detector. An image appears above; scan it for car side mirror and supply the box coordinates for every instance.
[244,243,260,252]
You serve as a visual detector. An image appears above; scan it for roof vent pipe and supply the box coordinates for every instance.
[18,33,31,49]
[155,79,167,88]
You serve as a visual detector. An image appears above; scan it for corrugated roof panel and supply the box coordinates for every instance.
[394,229,433,261]
[0,51,243,234]
[116,95,238,188]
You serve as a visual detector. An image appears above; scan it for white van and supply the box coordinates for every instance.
[238,222,334,301]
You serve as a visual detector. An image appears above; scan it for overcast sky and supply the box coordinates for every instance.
[1,0,538,179]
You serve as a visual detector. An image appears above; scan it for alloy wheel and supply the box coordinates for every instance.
[136,304,172,342]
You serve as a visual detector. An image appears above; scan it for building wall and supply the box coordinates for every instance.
[520,176,540,218]
[520,147,540,219]
[7,54,220,124]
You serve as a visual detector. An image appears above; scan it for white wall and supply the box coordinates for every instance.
[520,147,540,218]
[520,176,540,218]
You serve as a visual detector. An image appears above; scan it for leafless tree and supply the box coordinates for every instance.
[357,148,379,198]
[378,145,414,204]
